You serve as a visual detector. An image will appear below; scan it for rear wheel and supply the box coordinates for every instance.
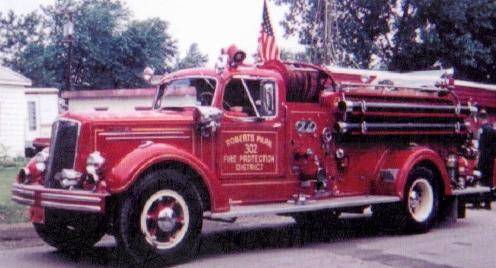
[33,209,106,253]
[373,167,439,233]
[118,169,203,266]
[404,167,439,232]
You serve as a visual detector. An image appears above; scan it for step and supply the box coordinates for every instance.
[452,186,491,196]
[207,195,401,220]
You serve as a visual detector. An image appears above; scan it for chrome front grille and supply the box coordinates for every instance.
[45,119,80,188]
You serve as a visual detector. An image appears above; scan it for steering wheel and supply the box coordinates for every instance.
[199,92,214,106]
[224,99,234,109]
[199,91,234,109]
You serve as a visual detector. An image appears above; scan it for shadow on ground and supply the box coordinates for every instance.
[21,215,396,267]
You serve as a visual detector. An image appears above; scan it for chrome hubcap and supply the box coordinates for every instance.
[157,207,176,232]
[408,178,434,222]
[409,191,420,210]
[140,190,189,249]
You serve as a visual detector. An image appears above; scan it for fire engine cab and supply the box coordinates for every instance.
[12,46,492,265]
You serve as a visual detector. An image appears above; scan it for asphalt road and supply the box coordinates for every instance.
[0,206,495,268]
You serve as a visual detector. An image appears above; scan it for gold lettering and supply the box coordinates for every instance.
[223,155,237,163]
[225,134,256,147]
[256,135,273,148]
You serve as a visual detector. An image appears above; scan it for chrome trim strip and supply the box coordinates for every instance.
[40,201,101,213]
[12,195,34,205]
[337,121,465,134]
[339,100,474,114]
[339,82,445,92]
[100,131,186,136]
[106,136,190,141]
[41,193,102,203]
[208,195,401,219]
[12,188,35,197]
[452,186,491,196]
[11,183,109,196]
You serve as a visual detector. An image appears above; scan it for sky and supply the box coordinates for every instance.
[0,0,303,65]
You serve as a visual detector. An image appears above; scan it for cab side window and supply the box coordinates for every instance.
[223,78,276,117]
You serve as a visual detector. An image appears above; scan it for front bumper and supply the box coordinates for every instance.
[12,183,109,213]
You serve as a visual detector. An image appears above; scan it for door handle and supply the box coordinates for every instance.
[273,123,282,129]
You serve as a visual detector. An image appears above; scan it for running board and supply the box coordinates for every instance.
[206,195,400,220]
[452,186,491,196]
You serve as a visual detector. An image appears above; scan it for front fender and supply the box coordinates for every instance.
[373,147,451,199]
[109,143,229,212]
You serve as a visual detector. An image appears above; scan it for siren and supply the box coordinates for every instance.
[226,44,246,68]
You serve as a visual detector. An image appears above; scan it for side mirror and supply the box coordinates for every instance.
[143,67,155,84]
[259,81,276,116]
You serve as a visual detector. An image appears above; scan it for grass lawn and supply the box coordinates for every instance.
[0,168,28,224]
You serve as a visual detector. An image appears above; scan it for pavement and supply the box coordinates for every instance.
[0,222,36,240]
[0,222,43,250]
[1,208,495,268]
[0,201,492,250]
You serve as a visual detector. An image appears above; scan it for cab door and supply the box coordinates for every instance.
[216,77,289,203]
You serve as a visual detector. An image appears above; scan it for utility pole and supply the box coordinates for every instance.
[63,11,74,91]
[323,0,339,66]
[323,0,329,65]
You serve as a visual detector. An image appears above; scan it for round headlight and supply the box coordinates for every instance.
[87,151,105,167]
[86,164,97,174]
[35,162,46,173]
[34,148,49,163]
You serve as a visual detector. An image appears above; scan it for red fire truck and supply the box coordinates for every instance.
[11,47,492,264]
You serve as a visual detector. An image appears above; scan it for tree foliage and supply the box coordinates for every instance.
[0,0,177,89]
[173,43,209,71]
[280,48,311,62]
[274,0,496,83]
[0,11,45,65]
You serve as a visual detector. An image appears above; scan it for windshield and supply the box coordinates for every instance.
[154,77,217,109]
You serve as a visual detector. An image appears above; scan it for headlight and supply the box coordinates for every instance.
[86,151,105,183]
[87,151,105,170]
[35,162,46,173]
[34,148,49,173]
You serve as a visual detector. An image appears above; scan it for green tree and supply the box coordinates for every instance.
[274,0,496,83]
[0,11,45,66]
[274,0,394,67]
[0,0,178,89]
[404,0,496,82]
[280,48,311,62]
[174,43,209,70]
[114,19,177,88]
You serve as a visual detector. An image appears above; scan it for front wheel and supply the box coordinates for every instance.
[33,209,106,253]
[118,169,203,266]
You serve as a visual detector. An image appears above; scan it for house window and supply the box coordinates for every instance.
[28,101,37,131]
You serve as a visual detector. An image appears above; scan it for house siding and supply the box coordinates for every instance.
[0,85,27,157]
[25,90,59,144]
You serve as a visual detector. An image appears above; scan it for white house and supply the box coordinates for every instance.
[24,87,59,152]
[0,66,31,157]
[62,88,155,113]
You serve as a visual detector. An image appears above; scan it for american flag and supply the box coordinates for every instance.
[258,0,280,62]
